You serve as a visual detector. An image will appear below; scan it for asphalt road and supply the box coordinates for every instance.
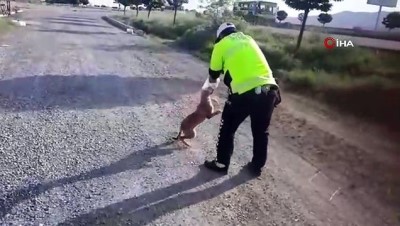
[0,5,399,226]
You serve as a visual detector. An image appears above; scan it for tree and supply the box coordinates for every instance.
[118,0,133,15]
[297,12,304,23]
[6,0,11,16]
[317,12,332,26]
[382,11,400,31]
[80,0,89,5]
[200,0,234,25]
[165,0,189,25]
[131,0,143,17]
[276,10,288,23]
[142,0,164,18]
[285,0,343,51]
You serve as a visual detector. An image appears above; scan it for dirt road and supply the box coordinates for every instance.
[0,5,399,226]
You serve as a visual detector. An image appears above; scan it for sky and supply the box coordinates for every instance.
[184,0,400,16]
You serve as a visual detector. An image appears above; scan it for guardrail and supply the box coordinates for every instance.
[102,16,144,36]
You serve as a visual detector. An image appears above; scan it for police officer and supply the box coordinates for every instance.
[204,22,281,177]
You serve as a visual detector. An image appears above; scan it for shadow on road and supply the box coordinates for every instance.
[59,166,255,225]
[36,29,117,35]
[47,20,110,28]
[0,140,179,219]
[0,74,201,111]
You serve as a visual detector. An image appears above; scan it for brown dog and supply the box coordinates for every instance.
[173,88,221,146]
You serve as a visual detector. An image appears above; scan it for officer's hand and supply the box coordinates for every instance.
[274,89,282,107]
[209,77,217,83]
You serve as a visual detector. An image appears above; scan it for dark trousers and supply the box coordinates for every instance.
[216,85,277,169]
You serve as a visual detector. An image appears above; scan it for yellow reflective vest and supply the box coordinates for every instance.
[209,32,277,95]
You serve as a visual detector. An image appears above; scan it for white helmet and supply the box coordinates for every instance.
[216,22,236,38]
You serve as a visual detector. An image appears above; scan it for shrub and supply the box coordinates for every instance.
[233,10,246,18]
[195,12,202,18]
[286,69,395,92]
[177,24,215,51]
[207,15,249,32]
[306,32,324,45]
[259,44,299,70]
[345,75,395,89]
[245,26,296,50]
[287,69,319,89]
[115,12,400,128]
[294,46,375,73]
[122,12,400,93]
[0,19,14,35]
[131,18,206,40]
[222,9,234,18]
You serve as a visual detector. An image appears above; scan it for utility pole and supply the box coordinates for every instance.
[6,0,11,16]
[374,4,383,31]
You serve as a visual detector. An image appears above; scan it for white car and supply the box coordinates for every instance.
[111,2,120,10]
[130,4,146,10]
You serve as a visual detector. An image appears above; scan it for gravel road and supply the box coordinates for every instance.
[1,5,399,226]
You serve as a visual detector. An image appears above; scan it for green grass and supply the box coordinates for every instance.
[112,11,400,127]
[0,18,14,35]
[113,11,400,87]
[285,69,396,91]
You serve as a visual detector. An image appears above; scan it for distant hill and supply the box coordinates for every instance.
[285,11,396,30]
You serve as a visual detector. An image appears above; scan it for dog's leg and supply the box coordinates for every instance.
[211,99,219,108]
[173,130,182,140]
[177,136,191,147]
[179,130,196,147]
[207,110,222,119]
[181,139,191,147]
[211,98,219,105]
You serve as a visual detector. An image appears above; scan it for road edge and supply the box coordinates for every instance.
[101,15,145,36]
[0,10,24,18]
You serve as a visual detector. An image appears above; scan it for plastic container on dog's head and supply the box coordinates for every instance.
[201,77,220,91]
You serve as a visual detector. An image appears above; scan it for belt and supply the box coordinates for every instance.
[229,84,278,96]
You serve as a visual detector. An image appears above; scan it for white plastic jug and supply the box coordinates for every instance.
[201,77,220,91]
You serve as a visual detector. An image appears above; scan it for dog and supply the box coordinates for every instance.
[173,87,221,147]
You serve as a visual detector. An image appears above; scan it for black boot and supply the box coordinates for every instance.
[204,160,228,175]
[244,162,262,177]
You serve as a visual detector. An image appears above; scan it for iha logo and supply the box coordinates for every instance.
[324,37,354,49]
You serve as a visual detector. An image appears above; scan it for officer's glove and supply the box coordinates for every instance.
[202,77,220,91]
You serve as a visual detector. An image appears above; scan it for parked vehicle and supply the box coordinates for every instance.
[130,4,146,10]
[233,1,278,17]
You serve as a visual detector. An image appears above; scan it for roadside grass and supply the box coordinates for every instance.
[0,18,14,35]
[111,11,400,128]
